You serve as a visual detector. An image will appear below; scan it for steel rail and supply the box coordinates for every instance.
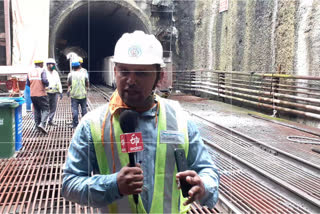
[202,130,320,209]
[208,142,310,213]
[248,113,320,137]
[190,111,320,171]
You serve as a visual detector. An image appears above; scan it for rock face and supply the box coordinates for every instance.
[48,0,320,125]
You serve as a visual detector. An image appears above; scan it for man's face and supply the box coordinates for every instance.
[114,63,160,108]
[47,63,55,71]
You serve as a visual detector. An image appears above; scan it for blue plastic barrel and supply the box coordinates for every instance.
[0,97,25,151]
[24,85,32,111]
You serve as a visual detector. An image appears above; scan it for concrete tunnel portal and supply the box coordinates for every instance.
[51,1,151,84]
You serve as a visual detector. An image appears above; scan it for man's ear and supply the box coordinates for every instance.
[155,71,164,88]
[114,64,117,76]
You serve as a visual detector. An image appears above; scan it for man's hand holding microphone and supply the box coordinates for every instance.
[117,110,206,206]
[118,110,144,204]
[117,163,143,196]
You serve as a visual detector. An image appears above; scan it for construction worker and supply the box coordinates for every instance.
[78,57,90,87]
[46,58,63,126]
[27,59,49,134]
[62,31,219,213]
[67,60,89,129]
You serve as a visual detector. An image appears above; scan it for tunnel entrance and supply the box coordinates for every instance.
[51,1,151,84]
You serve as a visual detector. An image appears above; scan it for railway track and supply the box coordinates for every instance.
[1,87,319,213]
[190,113,320,213]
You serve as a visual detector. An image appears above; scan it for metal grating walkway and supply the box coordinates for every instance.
[0,91,218,213]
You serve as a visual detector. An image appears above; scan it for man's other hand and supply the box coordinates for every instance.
[117,163,143,196]
[176,170,205,205]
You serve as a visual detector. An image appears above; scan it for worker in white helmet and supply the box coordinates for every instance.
[62,31,219,213]
[46,58,63,126]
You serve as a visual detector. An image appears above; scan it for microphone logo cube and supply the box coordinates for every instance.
[120,132,143,153]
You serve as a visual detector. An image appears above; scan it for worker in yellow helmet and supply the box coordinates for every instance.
[27,59,49,134]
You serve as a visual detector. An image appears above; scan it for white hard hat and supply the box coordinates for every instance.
[71,56,82,64]
[46,58,56,64]
[113,31,165,66]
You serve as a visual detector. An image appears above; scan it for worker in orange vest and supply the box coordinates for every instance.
[27,59,50,134]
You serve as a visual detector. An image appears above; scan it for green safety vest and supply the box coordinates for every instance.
[90,97,191,213]
[70,71,87,99]
[47,85,60,93]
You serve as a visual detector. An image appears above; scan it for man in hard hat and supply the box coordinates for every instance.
[27,59,49,134]
[67,60,89,129]
[78,57,90,88]
[62,31,219,213]
[46,58,63,126]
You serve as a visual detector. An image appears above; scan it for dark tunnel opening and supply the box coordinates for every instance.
[53,1,150,84]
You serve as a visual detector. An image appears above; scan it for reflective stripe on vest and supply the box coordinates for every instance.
[70,71,86,99]
[90,97,190,213]
[28,68,42,80]
[28,68,46,97]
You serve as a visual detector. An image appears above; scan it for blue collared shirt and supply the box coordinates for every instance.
[62,104,219,212]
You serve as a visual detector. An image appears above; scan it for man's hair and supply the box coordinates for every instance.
[72,65,81,70]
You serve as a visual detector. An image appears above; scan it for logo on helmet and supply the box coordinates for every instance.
[128,46,142,58]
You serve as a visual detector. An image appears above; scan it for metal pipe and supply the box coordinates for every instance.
[192,77,320,98]
[178,80,320,105]
[211,77,320,96]
[183,71,320,89]
[182,69,320,81]
[178,84,320,120]
[177,75,320,93]
[199,84,320,113]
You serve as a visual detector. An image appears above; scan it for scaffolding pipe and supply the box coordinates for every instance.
[206,77,320,95]
[186,69,320,81]
[188,77,320,97]
[181,74,320,92]
[178,84,320,120]
[198,84,320,113]
[178,80,320,105]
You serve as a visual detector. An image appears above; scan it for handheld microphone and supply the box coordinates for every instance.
[119,110,139,167]
[119,110,142,205]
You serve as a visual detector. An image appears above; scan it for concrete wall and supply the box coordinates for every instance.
[173,0,320,76]
[172,0,320,126]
